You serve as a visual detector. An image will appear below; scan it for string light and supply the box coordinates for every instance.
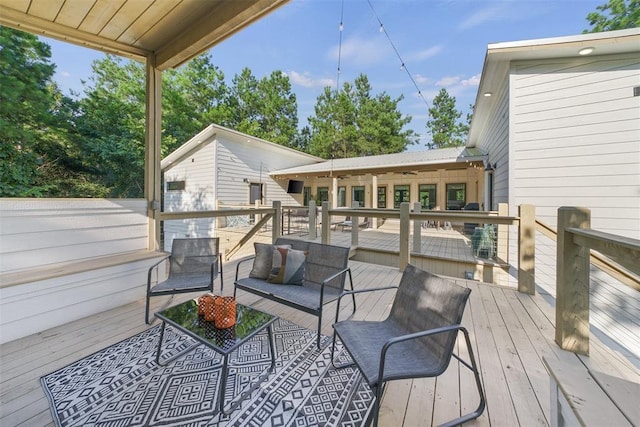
[367,0,430,110]
[336,0,345,90]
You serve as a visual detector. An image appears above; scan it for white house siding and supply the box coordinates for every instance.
[215,138,304,206]
[162,130,320,250]
[474,84,510,209]
[472,83,516,285]
[163,140,217,249]
[510,53,640,237]
[0,199,149,271]
[507,53,640,362]
[0,199,161,344]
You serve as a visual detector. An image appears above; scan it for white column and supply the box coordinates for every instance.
[483,168,493,211]
[372,174,378,228]
[332,177,338,209]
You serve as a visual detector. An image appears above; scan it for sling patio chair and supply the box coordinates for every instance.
[331,264,485,427]
[145,237,223,324]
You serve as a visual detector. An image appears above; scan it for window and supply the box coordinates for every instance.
[446,183,466,210]
[377,186,387,208]
[317,187,329,203]
[394,185,410,208]
[303,186,311,206]
[166,180,185,191]
[352,186,365,207]
[419,184,436,210]
[249,183,263,204]
[337,186,346,207]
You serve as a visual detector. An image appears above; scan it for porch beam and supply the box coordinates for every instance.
[556,207,591,355]
[518,204,535,294]
[145,57,162,250]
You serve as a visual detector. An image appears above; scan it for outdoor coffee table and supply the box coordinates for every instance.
[155,299,278,415]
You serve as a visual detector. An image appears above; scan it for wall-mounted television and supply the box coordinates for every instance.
[287,179,304,194]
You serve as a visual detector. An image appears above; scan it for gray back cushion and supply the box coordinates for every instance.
[275,238,349,290]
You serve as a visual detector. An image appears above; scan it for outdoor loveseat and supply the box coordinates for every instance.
[234,237,355,348]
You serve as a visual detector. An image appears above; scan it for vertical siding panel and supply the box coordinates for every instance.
[511,53,640,238]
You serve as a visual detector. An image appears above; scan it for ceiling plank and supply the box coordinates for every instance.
[97,0,154,41]
[1,0,30,14]
[0,6,149,61]
[78,0,126,34]
[56,0,97,29]
[154,0,289,70]
[116,0,180,47]
[26,0,64,21]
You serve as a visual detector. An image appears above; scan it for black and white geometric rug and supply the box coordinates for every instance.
[41,318,373,426]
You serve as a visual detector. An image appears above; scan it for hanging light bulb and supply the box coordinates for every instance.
[400,63,405,71]
[339,22,343,31]
[379,24,384,33]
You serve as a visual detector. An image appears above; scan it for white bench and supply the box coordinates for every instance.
[0,199,165,344]
[543,357,637,426]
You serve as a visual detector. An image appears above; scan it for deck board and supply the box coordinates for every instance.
[1,253,638,426]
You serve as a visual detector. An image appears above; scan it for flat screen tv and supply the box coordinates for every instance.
[287,179,304,194]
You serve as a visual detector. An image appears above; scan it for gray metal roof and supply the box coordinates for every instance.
[270,147,486,177]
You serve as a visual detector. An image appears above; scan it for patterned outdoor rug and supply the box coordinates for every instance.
[41,319,373,426]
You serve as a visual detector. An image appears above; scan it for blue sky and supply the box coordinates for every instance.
[43,0,605,149]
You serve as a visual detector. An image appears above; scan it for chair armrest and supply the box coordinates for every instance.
[234,255,257,281]
[334,286,398,323]
[147,256,170,290]
[378,324,465,384]
[319,266,353,304]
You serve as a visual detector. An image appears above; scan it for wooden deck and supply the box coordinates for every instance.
[1,257,638,426]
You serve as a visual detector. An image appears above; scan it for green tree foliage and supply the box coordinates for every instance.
[227,68,298,146]
[162,56,230,154]
[75,54,233,197]
[0,27,56,196]
[425,88,469,149]
[307,74,415,158]
[584,0,640,32]
[0,26,96,197]
[76,55,147,197]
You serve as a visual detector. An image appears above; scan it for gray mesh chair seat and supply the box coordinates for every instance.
[332,264,485,427]
[145,238,223,324]
[333,319,450,387]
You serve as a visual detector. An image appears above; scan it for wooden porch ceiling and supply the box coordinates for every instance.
[0,0,290,70]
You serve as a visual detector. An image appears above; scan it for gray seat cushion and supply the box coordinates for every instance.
[235,277,342,310]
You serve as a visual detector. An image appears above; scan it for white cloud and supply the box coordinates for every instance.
[407,45,443,62]
[414,74,431,85]
[436,75,461,87]
[287,70,334,88]
[460,74,481,87]
[457,5,504,30]
[60,71,71,78]
[328,36,391,67]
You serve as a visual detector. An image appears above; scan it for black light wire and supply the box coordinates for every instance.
[366,0,430,110]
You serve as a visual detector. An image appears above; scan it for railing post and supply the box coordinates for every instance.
[272,201,281,243]
[399,202,410,271]
[351,201,359,247]
[413,202,422,253]
[498,203,509,261]
[518,204,536,294]
[556,206,591,355]
[308,200,317,240]
[321,201,330,244]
